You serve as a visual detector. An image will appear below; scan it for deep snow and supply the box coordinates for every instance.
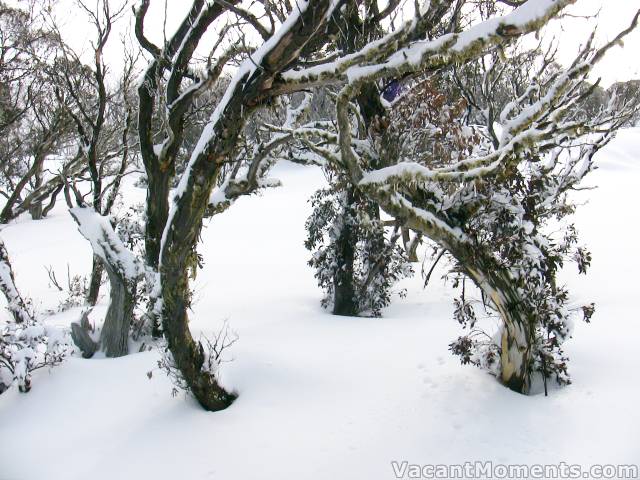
[0,129,639,479]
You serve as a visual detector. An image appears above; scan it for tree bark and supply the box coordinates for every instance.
[144,172,171,270]
[100,262,137,357]
[86,255,104,306]
[69,207,142,359]
[28,163,44,220]
[28,203,43,220]
[145,171,171,338]
[456,258,534,394]
[332,189,358,316]
[161,247,236,410]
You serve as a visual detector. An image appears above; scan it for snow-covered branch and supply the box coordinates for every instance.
[276,0,575,94]
[0,239,33,324]
[69,207,143,285]
[0,238,68,394]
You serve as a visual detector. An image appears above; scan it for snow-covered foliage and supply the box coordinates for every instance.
[432,38,637,388]
[305,184,412,317]
[365,62,604,386]
[282,3,640,392]
[69,207,144,285]
[387,45,635,390]
[3,0,637,406]
[114,203,146,256]
[0,316,69,394]
[0,241,34,325]
[0,239,69,394]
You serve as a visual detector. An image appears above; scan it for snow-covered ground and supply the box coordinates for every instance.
[0,129,639,479]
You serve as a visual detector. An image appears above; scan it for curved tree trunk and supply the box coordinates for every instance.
[135,0,338,410]
[368,189,536,394]
[161,251,236,410]
[0,145,51,223]
[70,264,138,359]
[0,239,33,324]
[458,262,534,394]
[69,207,142,359]
[70,310,98,359]
[100,262,137,357]
[489,276,533,394]
[41,183,64,218]
[500,322,532,393]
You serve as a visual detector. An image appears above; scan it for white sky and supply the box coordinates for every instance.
[51,0,640,89]
[555,0,640,87]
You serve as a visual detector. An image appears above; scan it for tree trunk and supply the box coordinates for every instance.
[41,183,63,218]
[403,228,420,262]
[0,239,33,324]
[145,171,171,338]
[332,189,358,316]
[68,207,142,359]
[463,262,534,394]
[139,0,338,409]
[0,150,48,223]
[28,202,43,220]
[329,6,388,318]
[500,322,532,393]
[156,158,237,410]
[70,264,137,359]
[144,172,171,270]
[86,255,104,306]
[100,262,137,357]
[70,310,98,358]
[161,250,236,410]
[369,187,536,394]
[28,165,44,220]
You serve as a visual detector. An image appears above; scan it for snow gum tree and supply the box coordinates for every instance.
[305,181,413,317]
[49,1,141,358]
[303,2,414,317]
[0,1,76,394]
[0,1,78,224]
[275,0,640,394]
[0,0,636,406]
[132,0,356,410]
